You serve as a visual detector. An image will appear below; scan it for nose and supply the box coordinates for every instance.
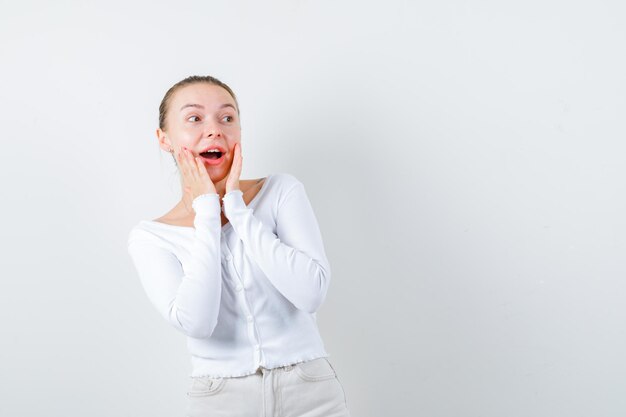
[204,121,223,138]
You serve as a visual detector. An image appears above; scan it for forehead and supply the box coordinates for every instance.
[170,83,236,109]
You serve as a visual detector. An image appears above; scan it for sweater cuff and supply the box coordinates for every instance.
[192,193,220,214]
[221,189,246,213]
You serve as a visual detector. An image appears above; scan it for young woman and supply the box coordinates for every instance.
[127,75,351,417]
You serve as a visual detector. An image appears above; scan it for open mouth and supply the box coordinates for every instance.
[200,150,223,159]
[198,149,227,165]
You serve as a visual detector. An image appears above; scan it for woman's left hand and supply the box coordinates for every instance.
[225,142,242,194]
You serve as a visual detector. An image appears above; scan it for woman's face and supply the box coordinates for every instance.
[158,83,241,182]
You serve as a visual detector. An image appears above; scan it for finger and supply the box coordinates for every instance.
[178,149,193,186]
[182,148,197,178]
[196,156,210,179]
[178,149,190,175]
[233,143,243,176]
[175,149,185,171]
[193,156,205,180]
[187,150,201,181]
[226,145,242,193]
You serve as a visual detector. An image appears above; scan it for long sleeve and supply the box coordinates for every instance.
[221,181,331,313]
[127,193,222,338]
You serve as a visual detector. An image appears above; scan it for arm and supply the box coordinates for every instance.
[127,193,222,338]
[222,181,331,313]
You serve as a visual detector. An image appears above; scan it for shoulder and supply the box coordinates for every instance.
[127,222,171,250]
[266,173,317,211]
[128,224,154,245]
[269,172,305,192]
[263,173,309,212]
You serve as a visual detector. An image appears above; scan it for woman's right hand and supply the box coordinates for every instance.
[175,147,217,199]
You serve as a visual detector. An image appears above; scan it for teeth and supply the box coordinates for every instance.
[205,149,221,153]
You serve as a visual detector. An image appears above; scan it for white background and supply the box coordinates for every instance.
[1,1,625,416]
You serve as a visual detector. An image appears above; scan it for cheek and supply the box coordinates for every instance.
[170,128,196,142]
[226,125,241,136]
[228,139,241,149]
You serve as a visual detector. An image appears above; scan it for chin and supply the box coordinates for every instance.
[208,170,227,182]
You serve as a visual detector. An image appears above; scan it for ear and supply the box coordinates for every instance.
[156,128,172,152]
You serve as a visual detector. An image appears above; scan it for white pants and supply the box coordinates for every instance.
[185,357,351,417]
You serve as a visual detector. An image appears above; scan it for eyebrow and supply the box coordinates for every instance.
[179,103,237,112]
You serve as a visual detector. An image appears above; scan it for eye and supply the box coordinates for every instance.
[187,115,200,122]
[222,115,234,123]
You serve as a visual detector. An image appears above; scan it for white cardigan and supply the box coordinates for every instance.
[127,173,331,377]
